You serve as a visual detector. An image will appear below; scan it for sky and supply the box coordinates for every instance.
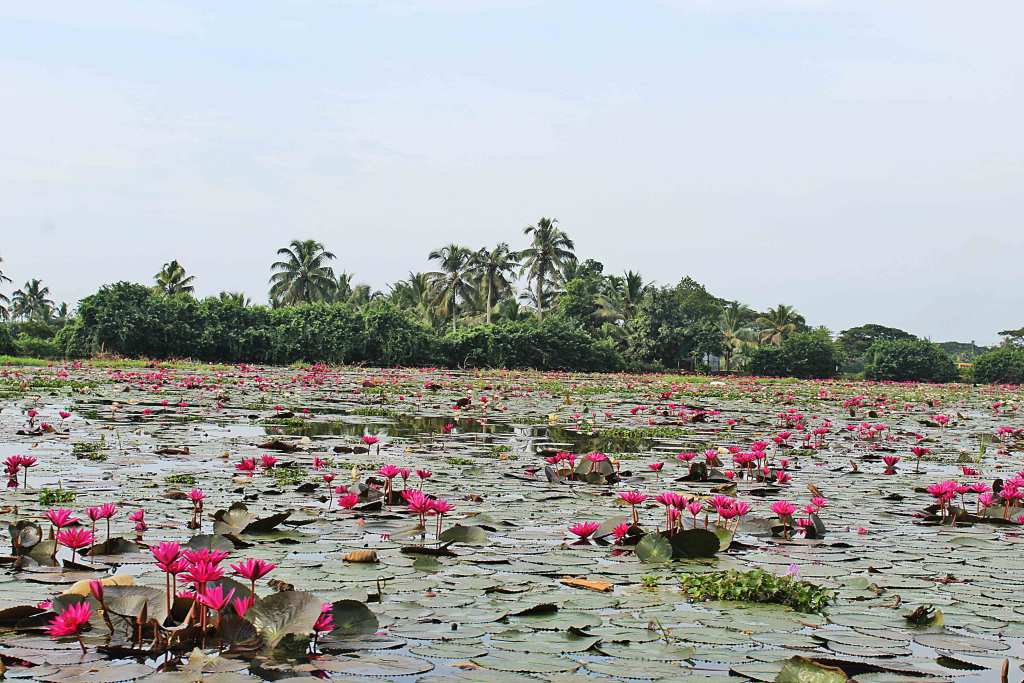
[0,1,1020,344]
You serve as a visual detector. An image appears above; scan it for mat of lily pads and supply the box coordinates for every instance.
[1,362,1023,681]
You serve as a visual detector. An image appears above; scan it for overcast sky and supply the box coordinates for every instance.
[1,1,1020,344]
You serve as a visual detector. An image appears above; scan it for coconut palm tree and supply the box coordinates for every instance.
[11,279,54,321]
[756,304,800,346]
[598,270,648,324]
[719,302,757,370]
[427,244,477,332]
[329,272,355,303]
[53,302,70,323]
[389,272,435,324]
[269,239,337,305]
[218,291,251,307]
[468,243,519,324]
[0,256,9,320]
[519,218,575,320]
[154,260,196,295]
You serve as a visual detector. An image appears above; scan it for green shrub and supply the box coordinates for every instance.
[0,325,15,356]
[678,568,833,613]
[749,331,838,379]
[863,339,958,383]
[974,347,1024,384]
[14,334,61,359]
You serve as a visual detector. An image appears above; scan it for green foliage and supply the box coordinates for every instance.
[837,323,916,358]
[72,439,107,461]
[749,330,839,379]
[677,568,833,613]
[863,338,958,383]
[14,334,61,359]
[270,465,307,487]
[0,325,15,356]
[39,486,77,506]
[625,277,725,369]
[973,346,1024,384]
[441,318,622,371]
[165,473,197,486]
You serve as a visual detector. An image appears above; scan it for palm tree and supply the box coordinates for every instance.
[388,272,435,323]
[218,291,251,307]
[756,304,800,346]
[468,243,519,324]
[718,303,757,370]
[348,284,376,308]
[53,302,70,323]
[154,260,196,295]
[11,279,55,321]
[330,272,355,303]
[0,256,12,321]
[598,270,648,324]
[519,217,576,320]
[427,244,477,332]
[269,239,337,305]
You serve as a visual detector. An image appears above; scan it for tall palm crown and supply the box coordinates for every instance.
[756,304,799,346]
[427,244,477,331]
[269,239,337,306]
[0,255,12,321]
[11,279,54,321]
[520,218,575,320]
[719,302,756,370]
[468,243,519,324]
[154,260,196,295]
[598,270,648,324]
[389,272,435,324]
[218,291,251,307]
[330,272,354,304]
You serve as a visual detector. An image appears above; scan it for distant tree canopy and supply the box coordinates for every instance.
[974,346,1024,384]
[863,339,958,383]
[0,233,1010,382]
[748,330,840,379]
[837,324,916,358]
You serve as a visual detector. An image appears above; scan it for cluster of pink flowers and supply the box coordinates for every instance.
[4,454,37,488]
[401,488,455,537]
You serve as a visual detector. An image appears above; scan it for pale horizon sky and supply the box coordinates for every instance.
[1,1,1021,344]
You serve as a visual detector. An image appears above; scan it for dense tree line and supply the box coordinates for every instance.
[0,227,1019,382]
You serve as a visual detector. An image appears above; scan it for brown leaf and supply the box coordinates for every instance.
[343,550,379,563]
[560,576,613,592]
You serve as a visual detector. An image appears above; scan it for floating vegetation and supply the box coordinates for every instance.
[678,568,834,613]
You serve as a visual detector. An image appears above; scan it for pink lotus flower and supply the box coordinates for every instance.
[313,603,335,634]
[612,522,631,541]
[232,596,252,618]
[236,457,257,474]
[197,584,235,611]
[152,542,183,570]
[362,435,381,447]
[230,558,276,582]
[379,464,400,479]
[770,500,797,518]
[260,454,278,469]
[338,493,359,509]
[568,521,600,539]
[48,601,92,647]
[183,547,230,565]
[189,488,205,504]
[181,560,224,587]
[45,508,79,529]
[618,490,647,506]
[57,527,94,562]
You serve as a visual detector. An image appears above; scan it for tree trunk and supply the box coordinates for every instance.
[536,267,544,321]
[485,279,492,325]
